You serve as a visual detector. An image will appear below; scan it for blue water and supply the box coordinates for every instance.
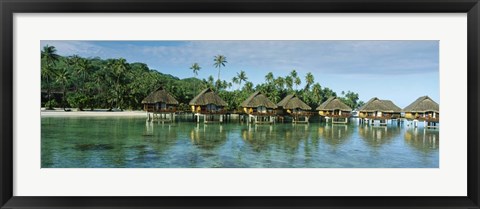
[41,117,439,168]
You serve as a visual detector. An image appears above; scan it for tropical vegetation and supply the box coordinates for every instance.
[41,45,363,112]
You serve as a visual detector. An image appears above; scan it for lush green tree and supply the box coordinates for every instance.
[274,77,285,90]
[265,72,274,84]
[213,55,227,88]
[232,77,239,89]
[190,63,201,95]
[340,91,360,109]
[312,83,322,104]
[294,76,301,91]
[288,69,304,91]
[285,76,293,93]
[40,46,363,113]
[290,69,298,79]
[357,100,365,109]
[41,45,60,109]
[205,75,215,90]
[243,81,254,93]
[305,72,314,91]
[55,68,70,110]
[322,87,337,103]
[235,70,248,89]
[112,58,130,110]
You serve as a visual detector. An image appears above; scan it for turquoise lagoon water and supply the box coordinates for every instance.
[41,116,439,168]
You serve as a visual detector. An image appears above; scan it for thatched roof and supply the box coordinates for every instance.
[189,88,228,106]
[381,100,402,112]
[358,97,401,112]
[403,96,439,113]
[277,94,312,110]
[240,91,277,109]
[316,96,352,111]
[141,86,179,105]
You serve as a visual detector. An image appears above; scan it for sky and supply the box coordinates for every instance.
[40,40,439,108]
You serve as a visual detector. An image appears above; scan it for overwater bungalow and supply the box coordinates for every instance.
[403,96,439,128]
[189,88,228,123]
[316,96,352,124]
[142,86,179,122]
[358,97,402,125]
[276,94,312,123]
[240,91,277,124]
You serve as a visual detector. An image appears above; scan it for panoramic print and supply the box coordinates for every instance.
[41,40,439,168]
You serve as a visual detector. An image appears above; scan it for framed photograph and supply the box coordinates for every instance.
[1,0,479,208]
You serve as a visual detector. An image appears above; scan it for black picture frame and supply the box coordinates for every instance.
[1,0,479,208]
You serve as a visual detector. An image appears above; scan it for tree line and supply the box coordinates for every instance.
[41,45,363,112]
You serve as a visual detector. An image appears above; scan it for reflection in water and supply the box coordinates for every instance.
[189,124,227,150]
[42,117,439,168]
[284,124,311,152]
[241,124,275,152]
[358,125,401,148]
[404,128,439,154]
[317,124,354,149]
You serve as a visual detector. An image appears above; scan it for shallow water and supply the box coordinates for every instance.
[41,117,439,168]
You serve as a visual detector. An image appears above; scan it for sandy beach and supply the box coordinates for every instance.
[41,109,146,117]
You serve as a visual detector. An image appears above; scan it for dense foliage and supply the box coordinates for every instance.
[41,45,363,111]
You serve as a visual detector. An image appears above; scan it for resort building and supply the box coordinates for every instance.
[316,96,352,124]
[189,88,228,123]
[142,86,179,122]
[403,96,439,128]
[358,97,402,125]
[240,91,277,124]
[276,94,312,123]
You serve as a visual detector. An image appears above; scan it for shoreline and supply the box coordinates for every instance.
[41,109,147,117]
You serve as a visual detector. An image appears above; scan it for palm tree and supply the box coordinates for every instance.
[108,58,128,110]
[190,63,201,77]
[232,77,239,89]
[236,70,248,88]
[190,63,201,95]
[289,69,301,90]
[206,75,215,89]
[294,77,301,91]
[275,77,285,90]
[77,58,91,84]
[312,83,322,104]
[265,72,274,84]
[285,76,293,92]
[244,82,254,93]
[213,55,227,88]
[305,72,314,91]
[55,68,70,110]
[70,55,91,96]
[41,45,60,108]
[290,69,298,79]
[222,80,232,90]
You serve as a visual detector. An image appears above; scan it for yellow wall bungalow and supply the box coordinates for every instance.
[357,97,402,119]
[403,96,439,122]
[276,94,312,123]
[316,96,352,117]
[240,91,277,115]
[240,91,277,124]
[277,94,312,115]
[189,88,228,114]
[141,86,179,113]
